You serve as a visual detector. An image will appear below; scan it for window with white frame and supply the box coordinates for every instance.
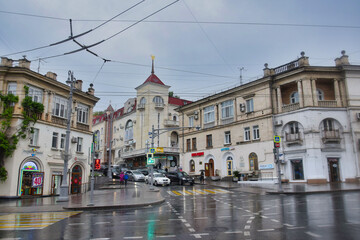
[244,127,251,141]
[125,120,133,141]
[290,122,299,134]
[189,116,194,127]
[60,134,66,149]
[7,82,17,95]
[225,131,231,144]
[317,89,324,101]
[204,106,215,124]
[28,85,43,103]
[77,104,89,124]
[246,99,254,113]
[52,132,58,148]
[77,137,83,152]
[290,92,299,104]
[52,95,68,118]
[221,100,234,119]
[30,128,39,146]
[253,125,260,140]
[153,96,164,104]
[140,97,146,105]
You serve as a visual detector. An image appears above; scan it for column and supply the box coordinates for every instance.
[297,80,304,108]
[42,90,49,121]
[47,92,54,122]
[277,87,282,113]
[311,78,318,106]
[272,88,277,113]
[14,81,24,115]
[89,107,94,132]
[233,97,237,121]
[334,79,341,107]
[302,79,313,107]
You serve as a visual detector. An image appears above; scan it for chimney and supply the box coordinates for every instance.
[75,80,83,91]
[45,71,57,80]
[87,83,95,95]
[335,50,350,66]
[18,57,31,69]
[1,57,14,67]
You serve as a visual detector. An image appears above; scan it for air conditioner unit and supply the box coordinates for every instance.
[71,137,78,143]
[275,120,283,126]
[239,103,246,112]
[356,113,360,120]
[194,111,199,120]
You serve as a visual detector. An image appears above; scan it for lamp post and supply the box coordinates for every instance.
[57,70,76,202]
[106,109,113,179]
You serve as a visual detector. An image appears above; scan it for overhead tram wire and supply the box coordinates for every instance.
[1,0,146,57]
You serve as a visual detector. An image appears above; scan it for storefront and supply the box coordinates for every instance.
[18,161,44,196]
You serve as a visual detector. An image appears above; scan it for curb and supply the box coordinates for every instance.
[266,188,360,195]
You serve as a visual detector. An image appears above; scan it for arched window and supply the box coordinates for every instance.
[153,96,164,104]
[125,120,133,141]
[290,92,299,104]
[189,160,195,172]
[140,97,146,105]
[317,89,324,101]
[173,115,177,121]
[249,152,258,171]
[226,156,233,176]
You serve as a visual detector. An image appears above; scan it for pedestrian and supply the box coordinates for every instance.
[119,171,124,186]
[124,172,129,186]
[200,170,205,184]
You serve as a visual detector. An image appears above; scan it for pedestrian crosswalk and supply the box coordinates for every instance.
[0,211,82,230]
[167,188,231,196]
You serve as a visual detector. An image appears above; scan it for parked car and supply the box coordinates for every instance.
[166,171,194,185]
[145,173,171,186]
[154,169,167,175]
[111,166,128,179]
[138,169,149,176]
[126,170,145,182]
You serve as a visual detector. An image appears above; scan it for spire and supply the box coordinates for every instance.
[151,55,155,74]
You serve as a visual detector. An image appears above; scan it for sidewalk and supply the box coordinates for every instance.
[0,181,165,214]
[206,179,360,195]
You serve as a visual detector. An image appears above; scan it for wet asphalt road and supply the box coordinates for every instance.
[0,183,359,240]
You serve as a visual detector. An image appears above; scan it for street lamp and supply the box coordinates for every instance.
[57,70,76,202]
[106,109,114,179]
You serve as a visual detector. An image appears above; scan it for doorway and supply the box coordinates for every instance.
[51,174,62,195]
[71,165,82,194]
[205,159,215,177]
[328,158,340,182]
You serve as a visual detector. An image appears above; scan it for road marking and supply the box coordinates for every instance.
[258,229,275,232]
[260,215,268,219]
[194,217,208,220]
[191,233,208,238]
[246,220,252,224]
[156,235,176,238]
[184,190,194,195]
[317,224,334,228]
[193,190,207,195]
[169,219,183,221]
[284,223,294,227]
[271,219,279,223]
[203,189,216,194]
[171,191,183,196]
[218,216,231,218]
[185,223,191,227]
[244,231,250,236]
[244,225,250,229]
[225,231,243,234]
[145,220,160,222]
[69,223,85,226]
[124,237,143,239]
[167,191,181,196]
[288,227,305,230]
[189,228,196,232]
[305,232,321,238]
[95,222,111,225]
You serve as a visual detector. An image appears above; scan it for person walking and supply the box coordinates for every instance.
[200,170,205,184]
[124,172,129,187]
[119,171,125,187]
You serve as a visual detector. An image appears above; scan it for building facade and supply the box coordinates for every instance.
[177,51,360,183]
[0,57,99,198]
[92,59,191,171]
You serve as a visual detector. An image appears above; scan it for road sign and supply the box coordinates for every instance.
[147,153,155,165]
[275,142,280,148]
[274,136,281,143]
[156,147,164,153]
[149,148,156,153]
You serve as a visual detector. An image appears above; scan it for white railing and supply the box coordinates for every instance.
[274,60,300,75]
[164,120,179,127]
[318,100,337,107]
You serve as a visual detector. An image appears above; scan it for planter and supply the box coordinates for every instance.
[232,177,239,182]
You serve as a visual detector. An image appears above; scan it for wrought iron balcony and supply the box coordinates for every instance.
[322,129,341,143]
[285,132,302,145]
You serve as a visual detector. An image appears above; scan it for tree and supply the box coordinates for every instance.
[0,86,44,182]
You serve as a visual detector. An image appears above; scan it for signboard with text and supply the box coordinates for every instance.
[32,172,44,187]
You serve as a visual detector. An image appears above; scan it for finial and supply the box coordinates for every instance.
[300,51,305,57]
[151,55,155,74]
[90,83,93,88]
[264,63,268,68]
[341,50,346,56]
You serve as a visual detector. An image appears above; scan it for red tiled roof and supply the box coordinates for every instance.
[93,101,137,125]
[143,74,165,85]
[168,97,192,106]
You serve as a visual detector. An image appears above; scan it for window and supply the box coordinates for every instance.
[206,134,213,148]
[189,160,195,173]
[189,116,194,127]
[7,82,17,95]
[52,132,58,148]
[323,119,334,131]
[291,159,304,180]
[204,106,215,123]
[140,97,146,105]
[290,122,299,134]
[192,138,197,151]
[77,137,83,152]
[186,139,191,152]
[30,128,39,146]
[249,152,258,171]
[290,92,299,104]
[77,104,89,124]
[224,131,231,144]
[60,134,66,149]
[153,96,164,104]
[125,120,133,141]
[28,85,43,103]
[244,127,251,141]
[246,99,254,113]
[317,89,324,101]
[52,95,68,118]
[221,100,234,119]
[253,125,260,140]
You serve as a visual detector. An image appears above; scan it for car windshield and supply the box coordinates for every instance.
[132,170,142,175]
[154,173,164,177]
[178,172,189,177]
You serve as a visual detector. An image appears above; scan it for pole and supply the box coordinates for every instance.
[149,125,155,190]
[276,147,283,192]
[88,142,95,206]
[57,70,75,202]
[107,112,113,179]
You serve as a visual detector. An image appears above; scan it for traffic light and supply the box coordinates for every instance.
[146,153,154,159]
[95,159,101,170]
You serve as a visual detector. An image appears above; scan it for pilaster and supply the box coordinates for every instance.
[311,78,318,106]
[277,87,282,113]
[297,80,304,108]
[334,79,341,107]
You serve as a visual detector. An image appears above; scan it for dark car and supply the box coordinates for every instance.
[166,171,194,185]
[139,169,149,176]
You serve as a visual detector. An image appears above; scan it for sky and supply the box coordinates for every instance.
[1,0,359,112]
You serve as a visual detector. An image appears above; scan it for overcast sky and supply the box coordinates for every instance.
[1,0,359,112]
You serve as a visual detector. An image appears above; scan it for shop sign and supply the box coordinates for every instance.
[32,172,44,187]
[259,164,274,170]
[221,147,235,152]
[156,147,164,153]
[191,152,204,157]
[167,156,173,160]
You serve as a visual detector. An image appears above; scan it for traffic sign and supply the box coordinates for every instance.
[275,142,280,148]
[149,148,156,153]
[156,147,164,153]
[147,158,155,165]
[274,136,281,143]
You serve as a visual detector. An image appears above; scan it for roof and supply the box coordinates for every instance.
[143,73,165,86]
[92,102,137,125]
[168,97,191,106]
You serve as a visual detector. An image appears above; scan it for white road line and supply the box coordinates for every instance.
[90,238,110,240]
[194,217,208,220]
[218,216,231,218]
[244,231,250,236]
[145,220,160,222]
[258,229,275,232]
[284,223,294,227]
[185,223,191,227]
[305,232,321,238]
[121,221,136,223]
[288,227,305,230]
[189,228,196,232]
[95,222,111,225]
[123,237,143,239]
[246,220,252,224]
[244,225,250,229]
[191,233,209,238]
[69,223,85,226]
[181,219,187,223]
[249,216,255,220]
[167,191,179,196]
[317,225,334,228]
[260,215,269,219]
[156,235,176,238]
[225,231,243,234]
[168,219,182,221]
[271,219,279,223]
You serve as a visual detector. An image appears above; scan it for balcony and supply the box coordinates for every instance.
[221,117,234,125]
[282,103,300,113]
[51,116,67,126]
[164,119,179,127]
[285,132,302,145]
[322,129,341,143]
[274,59,300,75]
[318,100,337,108]
[154,102,164,110]
[137,103,145,110]
[77,122,89,132]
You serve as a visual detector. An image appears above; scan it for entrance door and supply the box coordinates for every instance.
[328,158,340,182]
[71,165,82,194]
[227,159,233,176]
[205,163,210,177]
[209,159,214,176]
[51,175,62,195]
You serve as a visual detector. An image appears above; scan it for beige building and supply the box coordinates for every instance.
[0,57,99,198]
[92,59,190,171]
[177,51,360,183]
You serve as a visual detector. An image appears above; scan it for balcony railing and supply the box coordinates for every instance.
[318,100,337,107]
[154,102,164,109]
[285,132,302,145]
[203,122,215,129]
[221,117,234,125]
[282,103,300,113]
[137,103,145,110]
[77,122,89,132]
[274,59,300,75]
[51,116,67,126]
[164,119,179,127]
[322,129,341,143]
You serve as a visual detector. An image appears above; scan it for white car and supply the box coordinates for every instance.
[126,170,145,182]
[145,173,171,186]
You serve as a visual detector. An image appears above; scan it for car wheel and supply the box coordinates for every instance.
[145,179,148,184]
[154,181,158,186]
[180,180,183,185]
